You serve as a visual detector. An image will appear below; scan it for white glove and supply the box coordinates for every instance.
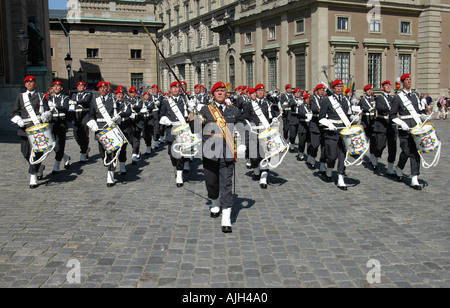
[282,102,289,107]
[271,117,279,125]
[130,113,136,120]
[11,115,25,127]
[159,116,173,126]
[112,115,122,124]
[140,107,148,114]
[420,114,431,123]
[306,113,313,121]
[86,120,99,133]
[328,123,337,131]
[187,100,196,113]
[350,115,360,123]
[69,100,77,106]
[237,144,247,157]
[40,111,52,123]
[392,118,410,131]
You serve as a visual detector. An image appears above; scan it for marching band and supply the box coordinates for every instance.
[11,73,442,232]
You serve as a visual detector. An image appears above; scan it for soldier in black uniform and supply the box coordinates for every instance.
[243,83,279,189]
[70,81,92,164]
[359,84,377,168]
[48,81,71,174]
[150,85,163,149]
[198,82,247,233]
[319,80,359,190]
[11,76,52,188]
[389,74,430,190]
[279,84,293,140]
[86,81,124,187]
[373,80,397,176]
[159,81,192,187]
[297,93,313,161]
[307,84,326,169]
[287,88,302,153]
[128,87,144,164]
[114,87,133,176]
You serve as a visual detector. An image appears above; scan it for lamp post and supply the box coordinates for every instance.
[16,29,29,77]
[65,53,73,92]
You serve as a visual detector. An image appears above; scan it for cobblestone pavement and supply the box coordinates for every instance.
[0,120,449,288]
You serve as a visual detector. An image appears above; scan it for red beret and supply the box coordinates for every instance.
[332,80,343,88]
[293,88,301,93]
[97,81,108,88]
[303,93,311,100]
[247,88,256,94]
[52,81,62,86]
[194,84,200,88]
[345,88,352,94]
[151,84,158,88]
[255,84,265,91]
[170,81,180,88]
[363,84,372,91]
[381,80,391,86]
[143,91,150,96]
[400,74,411,82]
[115,89,125,94]
[129,87,137,93]
[77,81,86,86]
[211,82,227,93]
[24,76,36,83]
[285,84,292,89]
[181,81,187,86]
[242,86,249,91]
[315,84,325,91]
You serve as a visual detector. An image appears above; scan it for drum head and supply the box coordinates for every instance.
[258,128,278,139]
[411,123,434,136]
[340,125,363,137]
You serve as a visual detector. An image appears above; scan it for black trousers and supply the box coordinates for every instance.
[73,123,90,154]
[143,124,158,147]
[324,132,346,175]
[374,129,397,163]
[397,133,420,176]
[52,127,67,162]
[203,157,234,209]
[168,141,186,170]
[20,136,43,175]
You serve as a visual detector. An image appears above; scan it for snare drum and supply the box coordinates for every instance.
[340,125,369,156]
[26,123,55,154]
[172,124,201,157]
[411,123,440,153]
[258,127,289,169]
[96,124,128,154]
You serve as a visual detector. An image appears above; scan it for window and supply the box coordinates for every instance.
[87,73,102,88]
[296,19,305,34]
[89,28,95,34]
[131,73,143,89]
[133,29,139,35]
[176,8,180,25]
[130,49,142,59]
[370,19,381,33]
[368,53,382,88]
[268,26,276,40]
[229,56,235,91]
[246,59,253,86]
[209,27,214,45]
[86,48,99,59]
[208,69,212,90]
[401,21,411,34]
[295,53,306,90]
[245,33,252,44]
[268,57,277,91]
[337,17,349,31]
[185,4,190,21]
[398,54,411,77]
[335,52,350,86]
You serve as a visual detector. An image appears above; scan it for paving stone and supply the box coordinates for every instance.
[0,121,449,288]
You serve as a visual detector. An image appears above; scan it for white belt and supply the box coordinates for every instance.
[363,112,375,116]
[74,108,89,112]
[329,119,343,124]
[400,115,413,120]
[377,115,389,120]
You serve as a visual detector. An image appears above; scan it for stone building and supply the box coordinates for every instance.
[155,0,236,92]
[0,0,52,131]
[50,0,164,91]
[210,0,449,98]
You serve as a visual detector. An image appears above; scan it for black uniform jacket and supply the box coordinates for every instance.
[199,102,246,162]
[12,91,50,137]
